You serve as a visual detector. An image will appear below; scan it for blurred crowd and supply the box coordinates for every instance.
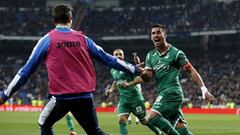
[0,8,52,36]
[82,0,240,36]
[0,0,239,36]
[0,45,239,108]
[181,47,240,108]
[0,55,48,105]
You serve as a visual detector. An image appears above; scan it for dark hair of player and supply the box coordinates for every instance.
[150,23,167,33]
[52,4,72,24]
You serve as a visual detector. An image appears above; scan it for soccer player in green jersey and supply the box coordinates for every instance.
[105,49,162,135]
[65,112,77,135]
[124,23,215,135]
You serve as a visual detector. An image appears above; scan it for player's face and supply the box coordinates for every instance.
[151,27,166,47]
[113,50,124,60]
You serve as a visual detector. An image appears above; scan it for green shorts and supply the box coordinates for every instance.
[117,100,146,119]
[151,90,186,126]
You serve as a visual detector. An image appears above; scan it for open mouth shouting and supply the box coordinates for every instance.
[154,37,160,42]
[153,37,162,45]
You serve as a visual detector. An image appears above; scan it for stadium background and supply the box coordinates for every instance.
[0,0,239,135]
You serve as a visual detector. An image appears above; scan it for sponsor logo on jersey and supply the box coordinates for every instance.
[153,63,170,71]
[57,41,81,48]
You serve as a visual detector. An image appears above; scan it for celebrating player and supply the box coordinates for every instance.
[124,23,215,135]
[105,49,162,135]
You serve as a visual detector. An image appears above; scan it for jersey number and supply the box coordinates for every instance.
[136,106,143,113]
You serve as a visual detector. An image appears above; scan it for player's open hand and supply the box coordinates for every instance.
[120,82,129,88]
[105,90,113,96]
[0,97,4,105]
[204,91,214,103]
[0,91,8,105]
[132,52,141,64]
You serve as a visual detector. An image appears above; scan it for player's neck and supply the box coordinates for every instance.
[156,42,170,55]
[56,23,71,28]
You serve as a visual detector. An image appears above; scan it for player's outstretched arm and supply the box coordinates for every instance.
[85,37,141,75]
[0,36,49,105]
[184,63,214,103]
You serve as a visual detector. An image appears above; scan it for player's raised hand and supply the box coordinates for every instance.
[105,89,113,96]
[132,52,141,64]
[132,52,144,75]
[0,91,8,105]
[204,91,215,103]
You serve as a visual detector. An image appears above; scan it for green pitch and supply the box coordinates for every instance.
[0,112,240,135]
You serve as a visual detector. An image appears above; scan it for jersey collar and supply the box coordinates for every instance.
[55,25,72,32]
[155,44,171,57]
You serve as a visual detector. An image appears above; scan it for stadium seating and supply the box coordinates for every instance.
[0,0,239,36]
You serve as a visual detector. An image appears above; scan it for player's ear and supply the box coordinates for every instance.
[164,31,167,38]
[52,19,56,25]
[68,16,72,23]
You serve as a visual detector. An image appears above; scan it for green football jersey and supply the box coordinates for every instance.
[145,45,189,95]
[110,62,144,103]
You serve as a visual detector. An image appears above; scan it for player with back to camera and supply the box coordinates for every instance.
[122,23,215,135]
[0,4,143,135]
[105,49,162,135]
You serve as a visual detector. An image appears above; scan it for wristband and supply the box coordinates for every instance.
[201,86,208,99]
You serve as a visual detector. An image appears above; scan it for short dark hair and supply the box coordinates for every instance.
[150,23,166,32]
[52,4,72,24]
